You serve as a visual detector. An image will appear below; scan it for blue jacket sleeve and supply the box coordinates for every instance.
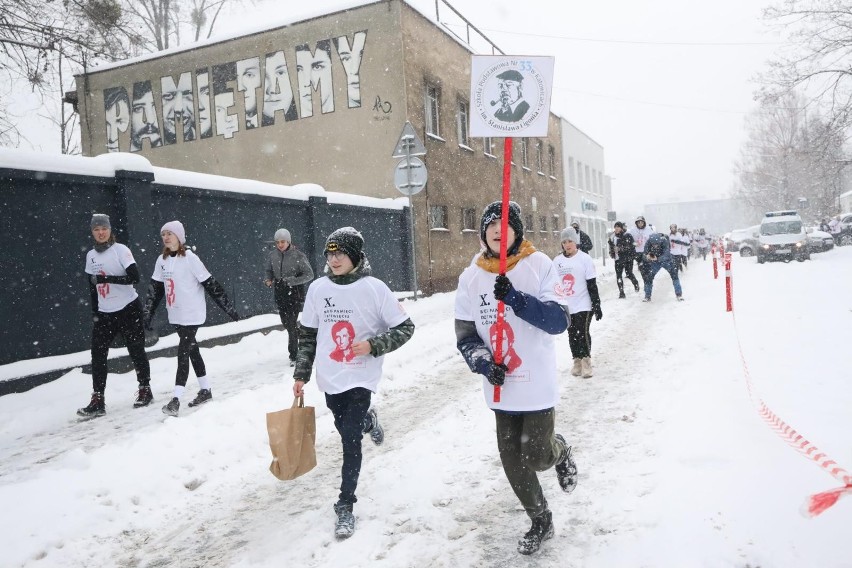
[502,288,568,335]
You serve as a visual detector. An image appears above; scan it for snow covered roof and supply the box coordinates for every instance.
[0,148,406,210]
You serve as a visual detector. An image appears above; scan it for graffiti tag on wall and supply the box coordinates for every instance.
[102,31,368,152]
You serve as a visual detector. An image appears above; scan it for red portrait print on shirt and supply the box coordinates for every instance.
[555,273,576,297]
[489,321,522,373]
[166,278,176,307]
[329,320,357,362]
[97,270,110,299]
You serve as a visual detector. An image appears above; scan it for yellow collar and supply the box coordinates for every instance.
[476,240,537,274]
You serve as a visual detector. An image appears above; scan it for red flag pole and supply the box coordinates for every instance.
[493,137,514,403]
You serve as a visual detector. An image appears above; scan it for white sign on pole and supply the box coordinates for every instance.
[392,121,427,158]
[393,157,427,196]
[469,55,555,138]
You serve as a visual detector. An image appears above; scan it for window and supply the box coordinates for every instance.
[461,207,476,231]
[521,138,529,169]
[539,216,547,233]
[592,169,598,193]
[457,99,470,148]
[425,83,440,136]
[551,215,560,234]
[585,165,591,193]
[577,161,584,189]
[525,214,534,233]
[535,140,544,174]
[599,171,604,194]
[548,146,556,178]
[568,157,576,187]
[429,205,448,229]
[484,137,494,156]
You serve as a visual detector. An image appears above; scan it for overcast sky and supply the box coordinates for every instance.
[217,0,783,215]
[14,0,782,216]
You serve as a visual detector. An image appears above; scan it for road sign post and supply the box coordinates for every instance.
[392,122,427,301]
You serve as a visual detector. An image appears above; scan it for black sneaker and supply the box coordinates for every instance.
[633,282,640,292]
[517,509,554,555]
[618,291,626,299]
[77,392,106,419]
[642,297,652,303]
[133,385,153,408]
[187,389,212,407]
[554,434,578,493]
[162,397,180,417]
[364,408,384,446]
[333,502,356,539]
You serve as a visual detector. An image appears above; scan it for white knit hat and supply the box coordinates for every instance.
[560,227,579,243]
[274,228,291,242]
[160,220,186,244]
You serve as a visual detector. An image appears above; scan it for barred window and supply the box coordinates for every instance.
[462,207,476,231]
[429,205,448,229]
[484,137,494,156]
[535,140,544,174]
[425,83,440,136]
[521,138,529,169]
[457,99,469,147]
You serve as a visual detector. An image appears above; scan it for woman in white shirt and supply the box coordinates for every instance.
[143,221,240,417]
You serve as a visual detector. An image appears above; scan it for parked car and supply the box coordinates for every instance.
[806,227,835,252]
[838,213,852,246]
[726,225,760,257]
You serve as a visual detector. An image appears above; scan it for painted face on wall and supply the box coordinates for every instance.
[236,57,261,129]
[214,92,239,138]
[103,87,129,153]
[130,82,162,151]
[262,51,296,124]
[296,41,334,118]
[196,71,212,138]
[161,73,195,143]
[334,32,366,108]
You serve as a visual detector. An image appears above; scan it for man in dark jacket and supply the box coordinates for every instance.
[264,228,315,364]
[642,233,683,302]
[571,222,593,254]
[608,221,639,298]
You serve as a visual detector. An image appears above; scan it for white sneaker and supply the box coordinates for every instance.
[570,358,582,377]
[581,357,593,378]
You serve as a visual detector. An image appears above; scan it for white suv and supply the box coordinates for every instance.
[756,210,810,263]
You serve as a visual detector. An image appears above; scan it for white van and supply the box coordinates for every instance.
[756,210,809,263]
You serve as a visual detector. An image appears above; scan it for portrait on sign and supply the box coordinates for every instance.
[469,56,555,138]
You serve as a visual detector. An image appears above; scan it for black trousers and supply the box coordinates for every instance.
[325,387,373,506]
[614,257,638,294]
[175,325,206,386]
[274,284,303,360]
[91,298,150,393]
[567,311,593,359]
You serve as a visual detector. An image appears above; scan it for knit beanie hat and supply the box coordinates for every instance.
[480,200,524,254]
[325,226,364,266]
[274,228,291,242]
[614,221,625,230]
[161,220,186,244]
[560,227,580,243]
[90,213,111,230]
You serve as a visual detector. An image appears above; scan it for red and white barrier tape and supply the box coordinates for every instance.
[731,310,852,517]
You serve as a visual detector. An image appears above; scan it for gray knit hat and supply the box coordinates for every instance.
[90,213,111,230]
[560,227,580,243]
[274,228,291,242]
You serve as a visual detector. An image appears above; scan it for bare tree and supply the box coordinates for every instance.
[761,0,852,132]
[118,0,239,53]
[733,91,846,218]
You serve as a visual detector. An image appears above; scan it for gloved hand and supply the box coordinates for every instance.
[142,312,153,331]
[494,274,513,301]
[227,309,241,322]
[593,305,603,321]
[89,274,99,286]
[487,362,508,386]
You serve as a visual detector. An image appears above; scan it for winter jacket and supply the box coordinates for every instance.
[643,233,672,260]
[608,232,635,261]
[264,245,314,308]
[577,230,593,254]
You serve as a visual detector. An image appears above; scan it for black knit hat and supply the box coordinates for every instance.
[480,200,524,255]
[325,226,364,266]
[614,221,625,230]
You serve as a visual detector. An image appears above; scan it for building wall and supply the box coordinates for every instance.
[560,118,611,259]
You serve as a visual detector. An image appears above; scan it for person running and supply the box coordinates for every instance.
[641,232,684,302]
[554,227,602,378]
[142,220,240,417]
[570,221,593,254]
[608,221,639,298]
[292,227,415,540]
[679,228,691,268]
[263,228,314,365]
[454,201,578,556]
[669,224,690,272]
[77,214,153,419]
[628,216,654,284]
[694,228,709,260]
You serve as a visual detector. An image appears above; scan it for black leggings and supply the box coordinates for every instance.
[614,258,638,293]
[325,387,373,506]
[567,311,593,359]
[91,298,150,393]
[175,325,206,386]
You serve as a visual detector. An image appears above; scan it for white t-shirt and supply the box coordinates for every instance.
[694,234,708,247]
[552,251,596,313]
[85,243,138,313]
[455,251,566,412]
[629,226,654,253]
[669,233,687,256]
[151,250,212,325]
[299,275,410,395]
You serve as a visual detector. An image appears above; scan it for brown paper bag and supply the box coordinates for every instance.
[267,396,317,480]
